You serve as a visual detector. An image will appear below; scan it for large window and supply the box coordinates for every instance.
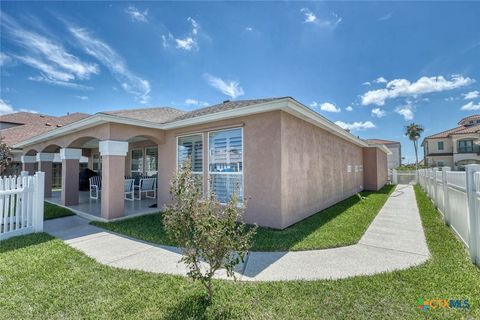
[458,140,474,153]
[145,147,158,176]
[131,149,144,176]
[208,128,243,204]
[177,134,204,190]
[437,141,444,151]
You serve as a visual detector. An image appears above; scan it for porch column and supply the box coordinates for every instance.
[21,155,36,175]
[99,140,128,219]
[60,148,82,206]
[36,153,55,198]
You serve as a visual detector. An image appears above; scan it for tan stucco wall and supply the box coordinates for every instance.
[425,138,454,154]
[363,147,388,191]
[157,111,283,228]
[280,112,364,228]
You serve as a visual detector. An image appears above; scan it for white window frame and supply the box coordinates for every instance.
[144,146,158,176]
[207,127,244,205]
[176,132,205,194]
[130,148,144,176]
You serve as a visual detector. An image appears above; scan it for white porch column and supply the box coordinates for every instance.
[36,153,55,198]
[60,148,82,206]
[465,164,480,266]
[99,140,128,219]
[21,155,36,175]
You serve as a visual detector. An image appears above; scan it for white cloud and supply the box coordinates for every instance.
[164,17,200,51]
[204,74,244,99]
[0,99,37,115]
[378,13,392,21]
[68,25,151,104]
[335,120,375,131]
[0,52,12,66]
[361,75,474,106]
[28,75,93,90]
[362,81,371,86]
[185,98,208,107]
[300,8,342,28]
[245,27,254,32]
[463,90,479,100]
[311,101,341,112]
[301,8,317,23]
[374,76,387,83]
[125,6,148,22]
[345,106,353,111]
[395,105,414,121]
[461,101,480,111]
[1,13,98,88]
[76,95,88,100]
[371,108,386,118]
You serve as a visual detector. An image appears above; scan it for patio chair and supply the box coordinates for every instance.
[89,176,102,199]
[124,178,135,201]
[135,177,157,200]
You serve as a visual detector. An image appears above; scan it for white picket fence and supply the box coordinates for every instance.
[418,165,480,266]
[0,172,45,241]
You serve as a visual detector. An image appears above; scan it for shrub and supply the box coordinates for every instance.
[163,161,256,302]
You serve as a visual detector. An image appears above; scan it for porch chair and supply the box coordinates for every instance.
[89,176,102,199]
[124,178,135,201]
[135,177,157,200]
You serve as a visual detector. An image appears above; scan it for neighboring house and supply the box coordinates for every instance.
[421,114,480,170]
[14,97,390,229]
[366,139,401,171]
[0,111,90,176]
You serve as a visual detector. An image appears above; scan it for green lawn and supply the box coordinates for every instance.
[44,202,75,220]
[92,185,395,251]
[1,185,479,319]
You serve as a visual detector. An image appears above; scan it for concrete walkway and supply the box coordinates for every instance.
[44,185,430,282]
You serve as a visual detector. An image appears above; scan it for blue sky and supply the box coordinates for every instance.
[1,1,480,162]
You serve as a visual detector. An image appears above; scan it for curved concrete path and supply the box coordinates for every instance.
[44,185,430,282]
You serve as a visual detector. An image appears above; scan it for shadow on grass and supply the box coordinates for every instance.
[164,293,237,320]
[0,232,54,254]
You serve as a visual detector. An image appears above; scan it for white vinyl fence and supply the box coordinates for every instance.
[0,172,44,241]
[418,165,480,266]
[392,169,418,185]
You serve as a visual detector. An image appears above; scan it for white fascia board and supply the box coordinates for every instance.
[60,148,82,160]
[13,114,163,149]
[21,155,37,163]
[36,153,55,162]
[284,99,369,148]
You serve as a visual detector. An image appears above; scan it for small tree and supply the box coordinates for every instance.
[0,137,12,175]
[163,161,256,302]
[404,123,424,171]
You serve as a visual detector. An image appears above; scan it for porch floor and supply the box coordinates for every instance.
[46,191,159,222]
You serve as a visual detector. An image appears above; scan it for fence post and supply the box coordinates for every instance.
[392,169,397,184]
[441,167,451,225]
[33,171,45,232]
[432,168,439,206]
[465,164,480,265]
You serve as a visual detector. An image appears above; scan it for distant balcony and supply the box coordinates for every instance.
[457,145,480,153]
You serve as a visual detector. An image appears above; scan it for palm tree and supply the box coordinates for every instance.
[404,123,424,171]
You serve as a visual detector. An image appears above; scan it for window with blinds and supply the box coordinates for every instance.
[208,128,243,204]
[177,134,204,192]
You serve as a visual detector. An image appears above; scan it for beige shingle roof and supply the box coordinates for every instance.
[1,112,90,146]
[171,97,290,122]
[101,107,185,123]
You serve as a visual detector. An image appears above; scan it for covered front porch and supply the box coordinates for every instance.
[18,120,165,221]
[46,191,158,222]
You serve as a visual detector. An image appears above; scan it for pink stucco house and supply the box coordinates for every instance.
[13,97,389,229]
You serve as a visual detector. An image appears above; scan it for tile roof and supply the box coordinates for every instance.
[454,123,480,135]
[0,112,58,125]
[170,97,290,122]
[365,139,400,145]
[1,112,89,146]
[424,126,466,139]
[458,114,480,125]
[101,107,185,123]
